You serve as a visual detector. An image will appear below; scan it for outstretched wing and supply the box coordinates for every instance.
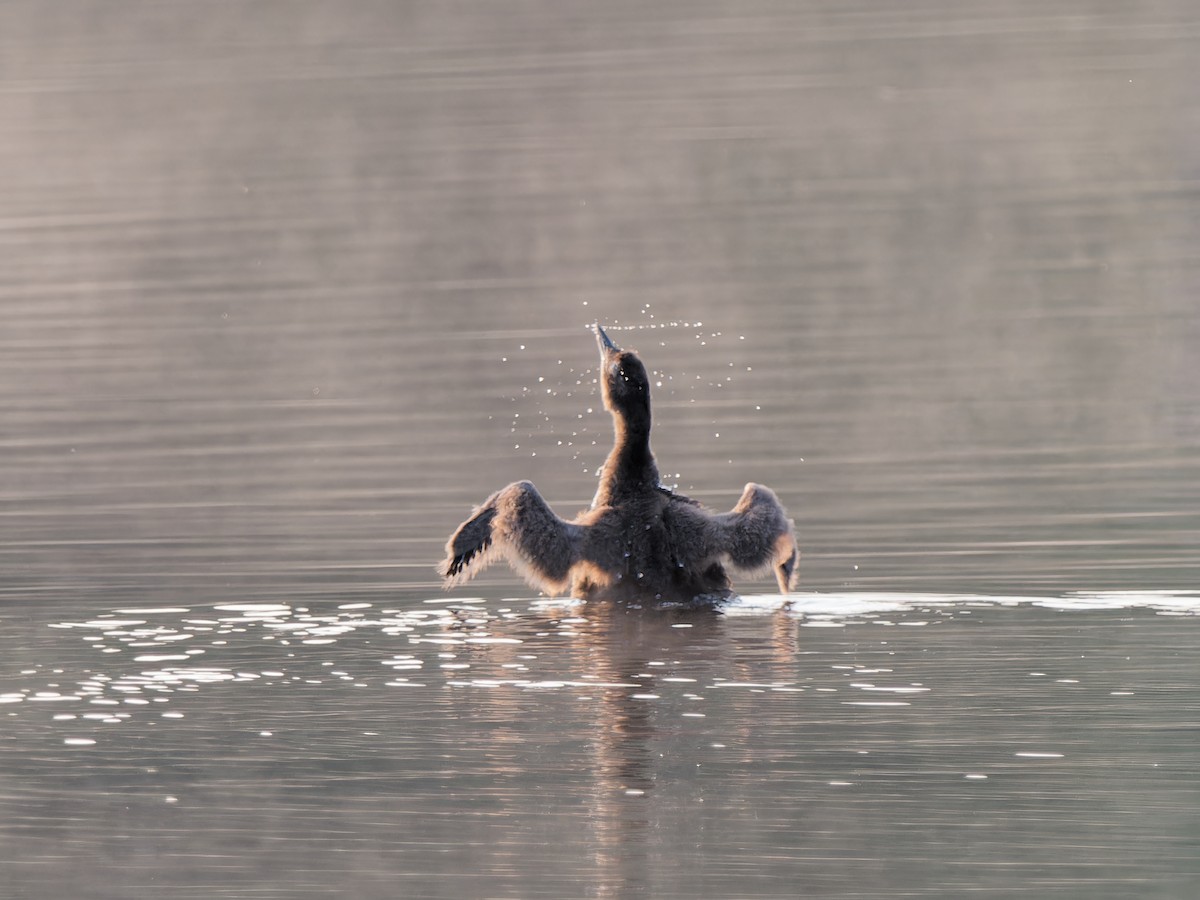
[438,480,583,595]
[709,482,799,593]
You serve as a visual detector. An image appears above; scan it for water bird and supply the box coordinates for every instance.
[439,324,799,603]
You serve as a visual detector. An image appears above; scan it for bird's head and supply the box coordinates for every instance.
[594,324,652,432]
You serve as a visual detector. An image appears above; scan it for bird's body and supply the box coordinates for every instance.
[439,325,799,603]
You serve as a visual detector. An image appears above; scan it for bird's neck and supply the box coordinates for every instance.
[592,415,659,507]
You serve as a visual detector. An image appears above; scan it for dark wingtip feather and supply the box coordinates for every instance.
[440,536,492,582]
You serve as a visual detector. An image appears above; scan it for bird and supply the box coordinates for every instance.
[438,324,799,604]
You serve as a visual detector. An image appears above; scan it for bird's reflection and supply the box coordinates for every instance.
[567,602,723,897]
[578,602,724,783]
[522,599,787,896]
[471,595,799,895]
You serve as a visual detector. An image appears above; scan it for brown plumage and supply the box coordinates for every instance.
[439,324,799,603]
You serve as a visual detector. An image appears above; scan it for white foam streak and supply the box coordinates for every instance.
[727,590,1200,620]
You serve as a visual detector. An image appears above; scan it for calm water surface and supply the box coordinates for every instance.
[3,0,1200,897]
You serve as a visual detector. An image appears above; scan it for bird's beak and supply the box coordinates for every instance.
[594,323,619,358]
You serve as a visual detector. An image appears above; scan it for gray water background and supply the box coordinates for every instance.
[2,1,1199,897]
